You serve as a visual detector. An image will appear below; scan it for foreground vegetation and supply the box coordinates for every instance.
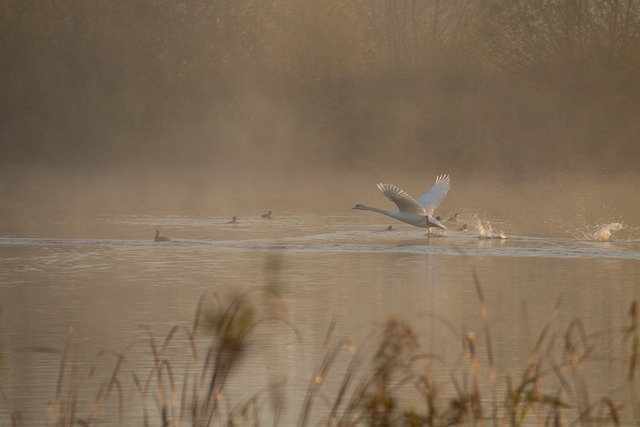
[2,272,640,427]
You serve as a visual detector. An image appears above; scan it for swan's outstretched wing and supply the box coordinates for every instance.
[417,174,451,215]
[377,183,426,215]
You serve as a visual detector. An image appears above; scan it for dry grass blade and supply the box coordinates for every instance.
[66,347,80,427]
[160,359,178,426]
[160,325,180,355]
[141,324,170,425]
[23,346,62,354]
[108,377,124,427]
[624,300,639,383]
[55,328,73,402]
[297,336,345,426]
[10,412,23,427]
[102,347,132,399]
[4,275,640,426]
[471,267,497,424]
[602,398,621,427]
[326,341,366,424]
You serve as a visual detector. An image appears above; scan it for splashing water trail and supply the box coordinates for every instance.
[587,222,623,242]
[474,215,507,240]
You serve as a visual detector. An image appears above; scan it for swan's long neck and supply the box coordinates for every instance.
[360,205,393,217]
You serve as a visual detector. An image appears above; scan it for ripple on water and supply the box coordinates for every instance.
[1,231,639,261]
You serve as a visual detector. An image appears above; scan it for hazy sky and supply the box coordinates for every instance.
[1,0,639,183]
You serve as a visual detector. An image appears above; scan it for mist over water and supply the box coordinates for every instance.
[2,166,638,242]
[2,1,640,177]
[2,1,639,234]
[2,1,640,425]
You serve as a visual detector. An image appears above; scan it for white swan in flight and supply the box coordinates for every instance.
[353,175,451,231]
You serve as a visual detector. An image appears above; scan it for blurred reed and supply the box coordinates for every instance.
[1,258,638,426]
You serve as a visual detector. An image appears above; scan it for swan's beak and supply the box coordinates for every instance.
[427,216,447,230]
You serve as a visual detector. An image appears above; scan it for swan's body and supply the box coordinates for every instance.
[353,175,450,231]
[154,230,170,242]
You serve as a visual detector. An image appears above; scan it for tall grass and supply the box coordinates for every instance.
[2,274,638,427]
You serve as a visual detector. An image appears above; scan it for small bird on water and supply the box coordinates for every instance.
[154,230,170,242]
[261,210,273,219]
[227,216,239,224]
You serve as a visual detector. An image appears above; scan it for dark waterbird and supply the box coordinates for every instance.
[154,230,170,242]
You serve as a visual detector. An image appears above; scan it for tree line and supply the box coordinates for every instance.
[1,0,639,174]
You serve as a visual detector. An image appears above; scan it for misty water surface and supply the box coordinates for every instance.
[3,1,640,424]
[1,176,639,424]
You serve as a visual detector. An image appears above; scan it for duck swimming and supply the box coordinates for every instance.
[154,230,170,242]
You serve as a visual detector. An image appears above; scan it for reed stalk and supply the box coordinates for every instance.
[5,286,637,427]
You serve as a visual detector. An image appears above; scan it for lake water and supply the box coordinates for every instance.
[1,206,640,425]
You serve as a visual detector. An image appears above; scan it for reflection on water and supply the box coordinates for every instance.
[1,212,639,425]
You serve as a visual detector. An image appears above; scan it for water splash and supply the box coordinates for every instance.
[474,216,507,240]
[585,223,623,242]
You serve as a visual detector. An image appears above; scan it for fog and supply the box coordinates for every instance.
[1,0,640,231]
[3,5,640,423]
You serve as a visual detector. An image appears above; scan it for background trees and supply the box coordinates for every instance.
[1,0,639,175]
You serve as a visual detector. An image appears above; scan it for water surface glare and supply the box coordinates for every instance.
[1,233,640,261]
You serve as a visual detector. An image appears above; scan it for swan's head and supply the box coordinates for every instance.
[427,215,447,230]
[352,204,365,210]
